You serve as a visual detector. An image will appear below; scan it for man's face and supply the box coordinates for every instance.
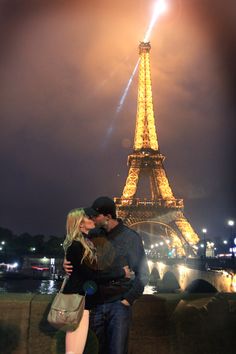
[92,214,108,228]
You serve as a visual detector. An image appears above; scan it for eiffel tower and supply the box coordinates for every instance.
[114,42,199,256]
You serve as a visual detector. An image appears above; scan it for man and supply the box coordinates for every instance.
[64,196,149,354]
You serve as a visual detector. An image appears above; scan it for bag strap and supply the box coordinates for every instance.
[59,274,69,293]
[59,250,69,293]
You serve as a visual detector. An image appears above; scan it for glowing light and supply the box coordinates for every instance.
[228,220,235,227]
[32,266,49,271]
[202,228,207,233]
[144,0,168,42]
[207,242,214,248]
[232,274,236,292]
[0,262,19,270]
[178,265,188,275]
[157,262,166,275]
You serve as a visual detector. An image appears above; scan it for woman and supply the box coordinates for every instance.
[62,208,130,354]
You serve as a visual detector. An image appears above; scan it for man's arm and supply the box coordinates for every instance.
[63,258,73,274]
[123,230,150,305]
[63,257,132,280]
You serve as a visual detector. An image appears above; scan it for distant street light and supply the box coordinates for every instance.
[0,241,6,258]
[202,228,207,258]
[228,220,235,227]
[228,219,235,258]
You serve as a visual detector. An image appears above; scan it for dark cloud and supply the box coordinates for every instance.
[0,0,235,239]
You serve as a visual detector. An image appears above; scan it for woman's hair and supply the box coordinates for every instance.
[63,208,95,263]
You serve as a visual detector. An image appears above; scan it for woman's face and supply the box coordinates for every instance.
[80,216,95,234]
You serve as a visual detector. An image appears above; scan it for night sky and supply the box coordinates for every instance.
[0,0,236,241]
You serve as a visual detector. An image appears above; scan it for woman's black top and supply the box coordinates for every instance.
[63,240,125,309]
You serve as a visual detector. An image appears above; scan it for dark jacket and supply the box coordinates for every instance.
[91,220,150,305]
[63,239,126,309]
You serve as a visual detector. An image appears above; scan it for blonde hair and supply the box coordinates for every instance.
[63,208,95,263]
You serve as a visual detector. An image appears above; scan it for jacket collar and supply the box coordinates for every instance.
[107,219,124,239]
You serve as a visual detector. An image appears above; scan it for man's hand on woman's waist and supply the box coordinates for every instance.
[63,257,133,280]
[121,299,130,306]
[63,258,73,275]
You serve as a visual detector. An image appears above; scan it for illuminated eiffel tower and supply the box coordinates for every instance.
[114,42,199,256]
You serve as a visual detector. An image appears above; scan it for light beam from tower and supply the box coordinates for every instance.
[115,0,168,116]
[144,0,168,42]
[116,59,140,114]
[105,0,169,145]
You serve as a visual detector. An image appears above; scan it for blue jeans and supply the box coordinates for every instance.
[89,301,132,354]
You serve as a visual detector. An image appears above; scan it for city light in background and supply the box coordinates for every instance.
[228,220,235,227]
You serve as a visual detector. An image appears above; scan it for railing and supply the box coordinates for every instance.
[114,197,183,208]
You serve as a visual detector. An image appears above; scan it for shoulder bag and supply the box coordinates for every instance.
[47,275,85,332]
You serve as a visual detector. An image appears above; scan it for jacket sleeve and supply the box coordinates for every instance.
[124,231,150,305]
[67,242,125,283]
[80,264,125,283]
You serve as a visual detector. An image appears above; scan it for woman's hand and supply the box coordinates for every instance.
[121,299,130,306]
[123,265,134,279]
[63,258,73,275]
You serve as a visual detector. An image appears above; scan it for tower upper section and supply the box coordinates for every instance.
[133,42,159,151]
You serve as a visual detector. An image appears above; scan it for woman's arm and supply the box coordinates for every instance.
[67,242,130,283]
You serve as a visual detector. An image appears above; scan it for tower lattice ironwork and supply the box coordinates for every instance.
[114,42,199,256]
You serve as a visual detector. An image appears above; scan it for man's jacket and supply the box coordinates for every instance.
[86,220,150,306]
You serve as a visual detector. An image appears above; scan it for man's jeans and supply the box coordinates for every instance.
[89,301,132,354]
